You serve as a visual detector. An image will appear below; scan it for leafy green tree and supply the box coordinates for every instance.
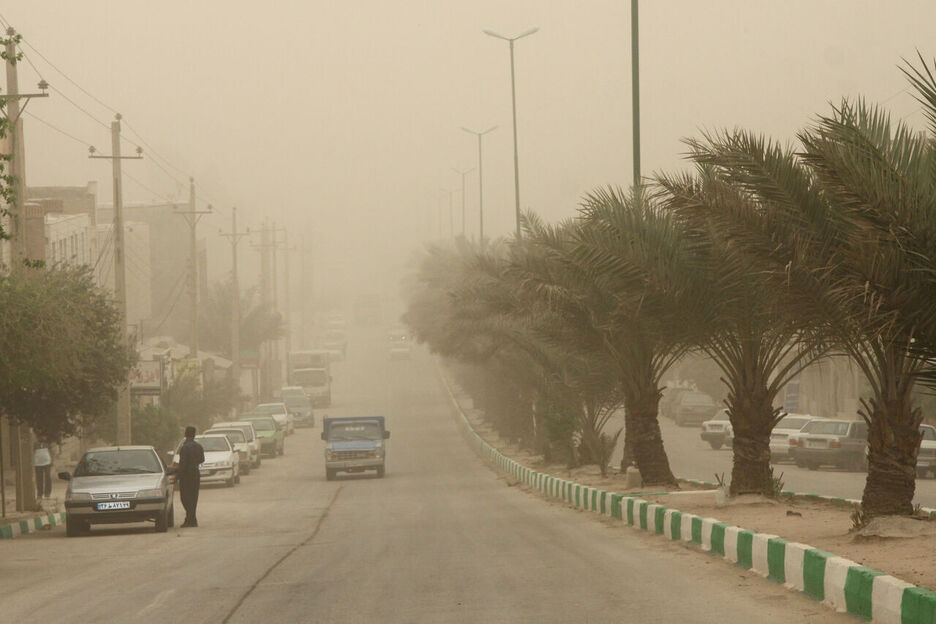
[199,279,284,360]
[163,371,240,434]
[0,264,133,442]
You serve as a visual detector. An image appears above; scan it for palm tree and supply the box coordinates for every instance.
[656,166,830,495]
[686,98,935,515]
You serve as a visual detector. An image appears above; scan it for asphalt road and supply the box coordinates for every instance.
[1,327,852,623]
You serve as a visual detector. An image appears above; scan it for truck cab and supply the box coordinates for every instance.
[321,416,389,480]
[292,367,332,407]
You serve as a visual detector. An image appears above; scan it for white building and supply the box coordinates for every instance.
[95,221,152,335]
[45,212,92,267]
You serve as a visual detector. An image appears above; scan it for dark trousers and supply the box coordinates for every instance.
[34,465,51,499]
[178,474,200,524]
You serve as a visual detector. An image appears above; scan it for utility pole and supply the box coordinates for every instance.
[631,0,641,189]
[283,230,293,363]
[220,207,249,391]
[253,221,277,398]
[174,179,211,360]
[2,27,48,512]
[452,167,475,238]
[90,114,143,446]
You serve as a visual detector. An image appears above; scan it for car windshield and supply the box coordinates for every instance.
[256,404,286,415]
[284,396,310,408]
[328,422,382,441]
[197,437,231,452]
[75,449,162,476]
[681,393,714,406]
[210,429,246,443]
[294,369,328,386]
[245,418,275,431]
[802,421,850,435]
[921,426,936,441]
[776,416,811,431]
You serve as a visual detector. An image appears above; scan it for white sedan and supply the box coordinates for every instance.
[172,434,241,487]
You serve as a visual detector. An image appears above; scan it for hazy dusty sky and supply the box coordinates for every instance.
[4,1,935,297]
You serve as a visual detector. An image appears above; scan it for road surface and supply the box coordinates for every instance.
[2,327,852,623]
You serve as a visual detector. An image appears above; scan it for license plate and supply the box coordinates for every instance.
[96,501,130,511]
[919,461,930,467]
[806,440,826,449]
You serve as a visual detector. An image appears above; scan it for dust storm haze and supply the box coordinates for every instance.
[4,0,934,312]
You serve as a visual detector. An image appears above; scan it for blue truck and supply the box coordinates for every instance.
[321,416,390,480]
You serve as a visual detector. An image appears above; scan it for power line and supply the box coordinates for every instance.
[46,83,111,132]
[24,111,91,147]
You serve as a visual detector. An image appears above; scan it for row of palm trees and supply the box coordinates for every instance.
[404,55,936,517]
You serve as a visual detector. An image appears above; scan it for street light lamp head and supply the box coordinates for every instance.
[517,26,540,39]
[482,28,506,40]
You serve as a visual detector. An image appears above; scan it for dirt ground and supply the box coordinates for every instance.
[456,389,936,590]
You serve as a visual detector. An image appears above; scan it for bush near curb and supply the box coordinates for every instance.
[441,369,936,624]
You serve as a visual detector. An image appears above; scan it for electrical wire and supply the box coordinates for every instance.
[24,111,92,147]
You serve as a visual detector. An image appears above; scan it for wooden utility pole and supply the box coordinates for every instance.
[220,207,249,388]
[254,221,273,398]
[174,179,211,360]
[90,114,143,446]
[2,27,48,511]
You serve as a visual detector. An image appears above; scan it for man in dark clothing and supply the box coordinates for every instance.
[177,425,204,527]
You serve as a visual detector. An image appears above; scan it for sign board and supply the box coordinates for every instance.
[130,359,162,396]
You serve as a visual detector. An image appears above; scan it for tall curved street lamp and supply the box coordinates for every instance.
[483,26,538,240]
[461,125,497,244]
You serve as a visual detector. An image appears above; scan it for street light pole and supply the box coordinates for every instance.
[484,26,538,240]
[631,0,641,189]
[461,126,496,244]
[451,166,475,239]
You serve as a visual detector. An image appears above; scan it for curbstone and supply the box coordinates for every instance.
[0,511,66,539]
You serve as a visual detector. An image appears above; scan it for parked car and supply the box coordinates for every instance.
[208,421,261,469]
[280,386,315,427]
[242,415,285,457]
[59,446,175,537]
[388,328,411,360]
[918,424,936,478]
[171,434,240,487]
[660,386,694,420]
[700,410,733,450]
[788,419,869,471]
[292,367,332,407]
[255,402,294,434]
[674,391,719,427]
[769,414,814,462]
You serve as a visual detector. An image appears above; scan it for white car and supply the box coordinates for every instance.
[256,402,294,435]
[171,434,240,487]
[208,421,261,470]
[769,414,814,462]
[918,424,936,478]
[388,329,412,360]
[700,409,733,450]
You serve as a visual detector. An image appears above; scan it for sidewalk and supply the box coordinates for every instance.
[0,465,69,538]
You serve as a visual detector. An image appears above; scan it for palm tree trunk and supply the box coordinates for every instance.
[861,398,920,516]
[727,384,775,496]
[622,386,677,486]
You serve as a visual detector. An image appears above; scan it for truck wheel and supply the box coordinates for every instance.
[708,441,722,450]
[377,466,385,478]
[155,508,169,533]
[326,468,336,481]
[241,462,250,476]
[66,517,88,537]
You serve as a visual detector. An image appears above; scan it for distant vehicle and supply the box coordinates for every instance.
[171,434,240,487]
[673,391,719,427]
[388,328,411,360]
[354,294,381,325]
[288,350,331,377]
[660,386,694,420]
[241,415,285,457]
[292,367,332,407]
[280,386,315,427]
[321,416,390,480]
[59,446,175,536]
[769,414,814,462]
[788,419,868,471]
[321,329,347,361]
[255,402,294,435]
[209,421,261,469]
[700,410,733,450]
[205,427,251,475]
[918,424,936,478]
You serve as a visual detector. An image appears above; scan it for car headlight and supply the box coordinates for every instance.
[138,488,164,498]
[68,491,91,502]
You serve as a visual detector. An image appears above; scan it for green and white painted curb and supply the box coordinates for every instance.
[0,512,67,539]
[439,368,936,623]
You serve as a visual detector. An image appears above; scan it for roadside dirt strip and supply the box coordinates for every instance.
[0,512,66,538]
[437,367,936,624]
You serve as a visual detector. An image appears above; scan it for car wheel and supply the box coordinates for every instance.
[66,516,88,537]
[279,445,285,456]
[155,508,169,533]
[326,468,336,481]
[168,504,175,528]
[807,461,820,471]
[235,469,241,484]
[254,455,262,468]
[708,441,722,450]
[241,462,250,476]
[226,474,235,487]
[376,465,385,478]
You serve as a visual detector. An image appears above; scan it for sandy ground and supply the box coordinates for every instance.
[456,388,936,590]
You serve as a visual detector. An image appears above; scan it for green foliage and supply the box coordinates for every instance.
[0,264,133,442]
[0,32,23,240]
[95,400,181,455]
[199,279,284,359]
[163,370,240,434]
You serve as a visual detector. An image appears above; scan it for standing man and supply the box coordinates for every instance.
[33,441,52,503]
[177,426,204,527]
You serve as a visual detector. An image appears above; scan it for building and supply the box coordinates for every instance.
[28,182,98,226]
[44,212,93,266]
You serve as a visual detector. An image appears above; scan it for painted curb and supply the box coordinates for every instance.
[0,512,67,539]
[438,367,936,623]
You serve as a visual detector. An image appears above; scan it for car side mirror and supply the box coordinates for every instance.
[383,431,390,439]
[57,472,71,481]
